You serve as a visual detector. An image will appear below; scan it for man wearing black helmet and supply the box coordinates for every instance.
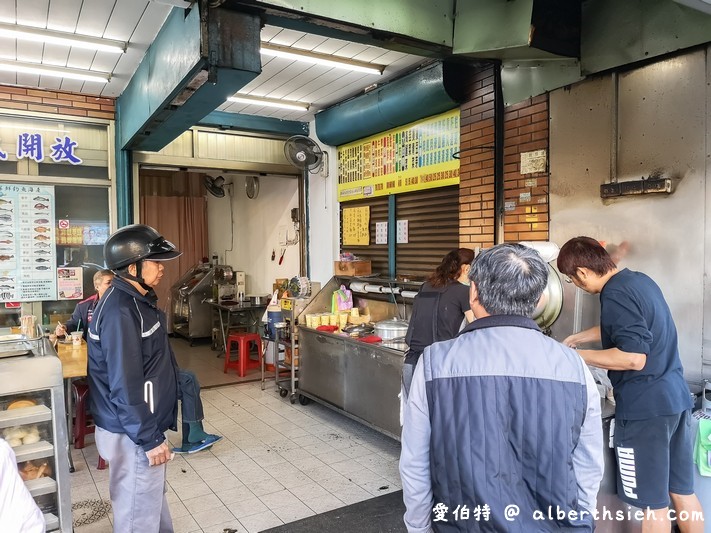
[87,224,182,533]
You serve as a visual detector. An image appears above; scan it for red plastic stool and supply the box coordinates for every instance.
[224,332,263,376]
[97,457,107,470]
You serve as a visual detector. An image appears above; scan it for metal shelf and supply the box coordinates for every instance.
[0,404,51,428]
[13,440,54,462]
[25,476,57,497]
[44,513,59,531]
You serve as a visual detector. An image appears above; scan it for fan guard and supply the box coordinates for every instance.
[204,176,226,198]
[284,135,323,172]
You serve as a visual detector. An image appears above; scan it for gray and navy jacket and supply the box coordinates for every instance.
[87,276,179,452]
[400,315,603,532]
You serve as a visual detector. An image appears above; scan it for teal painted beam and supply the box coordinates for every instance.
[199,111,309,136]
[501,59,583,106]
[115,149,132,227]
[388,195,396,278]
[118,7,203,150]
[582,0,711,75]
[315,61,471,146]
[454,0,580,60]
[249,0,454,49]
[118,5,262,151]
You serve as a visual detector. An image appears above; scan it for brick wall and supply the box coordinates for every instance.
[0,84,115,119]
[459,67,496,249]
[458,69,550,246]
[502,94,549,242]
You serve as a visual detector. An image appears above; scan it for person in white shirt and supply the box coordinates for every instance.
[0,437,44,533]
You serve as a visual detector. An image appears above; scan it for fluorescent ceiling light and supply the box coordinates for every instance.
[228,95,309,111]
[0,60,110,83]
[260,42,384,75]
[0,22,126,54]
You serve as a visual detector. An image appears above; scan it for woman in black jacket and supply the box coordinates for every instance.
[402,248,475,398]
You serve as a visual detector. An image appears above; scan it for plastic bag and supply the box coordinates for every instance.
[331,285,353,314]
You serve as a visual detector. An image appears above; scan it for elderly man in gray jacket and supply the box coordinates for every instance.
[400,243,604,532]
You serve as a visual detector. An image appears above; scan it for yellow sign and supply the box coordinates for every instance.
[337,109,460,202]
[280,298,293,311]
[342,206,370,245]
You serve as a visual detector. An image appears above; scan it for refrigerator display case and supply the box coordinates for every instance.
[171,263,214,344]
[0,328,72,532]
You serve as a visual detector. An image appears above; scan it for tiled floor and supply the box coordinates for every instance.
[170,337,269,389]
[70,380,403,533]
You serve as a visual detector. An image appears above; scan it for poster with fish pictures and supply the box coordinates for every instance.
[0,184,57,302]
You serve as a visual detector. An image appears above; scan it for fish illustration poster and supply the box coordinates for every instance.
[0,184,57,302]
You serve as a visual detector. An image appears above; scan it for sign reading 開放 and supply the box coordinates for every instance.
[0,132,83,164]
[337,109,460,202]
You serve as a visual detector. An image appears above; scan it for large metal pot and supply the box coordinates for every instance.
[374,317,409,340]
[531,264,563,331]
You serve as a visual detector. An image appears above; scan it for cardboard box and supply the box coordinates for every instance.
[334,260,372,276]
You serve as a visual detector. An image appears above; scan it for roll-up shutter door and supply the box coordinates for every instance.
[339,185,459,279]
[396,185,459,278]
[340,196,389,276]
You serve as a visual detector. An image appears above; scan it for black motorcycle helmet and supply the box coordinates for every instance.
[104,224,182,278]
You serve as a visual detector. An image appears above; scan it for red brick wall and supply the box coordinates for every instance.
[459,68,496,249]
[502,94,549,242]
[459,68,549,246]
[0,84,115,119]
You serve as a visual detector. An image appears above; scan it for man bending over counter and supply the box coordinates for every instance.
[558,236,704,533]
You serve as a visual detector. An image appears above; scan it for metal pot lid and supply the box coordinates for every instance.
[374,317,410,331]
[532,263,563,330]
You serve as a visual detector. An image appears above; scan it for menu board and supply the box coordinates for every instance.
[0,184,57,302]
[337,109,460,202]
[342,206,370,246]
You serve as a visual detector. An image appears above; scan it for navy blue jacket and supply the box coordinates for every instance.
[400,315,604,532]
[65,294,97,339]
[87,277,179,451]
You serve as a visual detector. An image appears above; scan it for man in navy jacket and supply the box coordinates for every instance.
[400,243,603,532]
[87,224,182,533]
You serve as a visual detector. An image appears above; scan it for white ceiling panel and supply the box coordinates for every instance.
[0,1,15,24]
[41,44,70,67]
[75,0,115,38]
[16,0,49,28]
[66,48,96,70]
[0,5,429,124]
[0,36,14,59]
[59,78,84,93]
[16,41,45,63]
[290,33,328,51]
[46,0,81,32]
[103,0,147,41]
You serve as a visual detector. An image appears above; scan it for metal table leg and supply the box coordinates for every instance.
[65,378,75,473]
[216,307,227,356]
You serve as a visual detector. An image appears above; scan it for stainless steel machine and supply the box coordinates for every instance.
[171,263,213,344]
[0,328,72,532]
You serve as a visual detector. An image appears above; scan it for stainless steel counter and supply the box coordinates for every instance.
[298,326,405,440]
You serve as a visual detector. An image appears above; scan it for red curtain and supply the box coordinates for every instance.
[139,172,208,318]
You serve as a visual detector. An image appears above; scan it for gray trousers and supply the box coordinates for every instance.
[95,426,174,533]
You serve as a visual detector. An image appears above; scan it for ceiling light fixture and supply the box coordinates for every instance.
[0,61,110,83]
[0,22,126,54]
[260,42,384,75]
[228,95,310,111]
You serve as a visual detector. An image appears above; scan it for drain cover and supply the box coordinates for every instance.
[72,498,112,527]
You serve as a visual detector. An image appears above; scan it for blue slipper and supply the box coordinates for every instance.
[187,434,222,454]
